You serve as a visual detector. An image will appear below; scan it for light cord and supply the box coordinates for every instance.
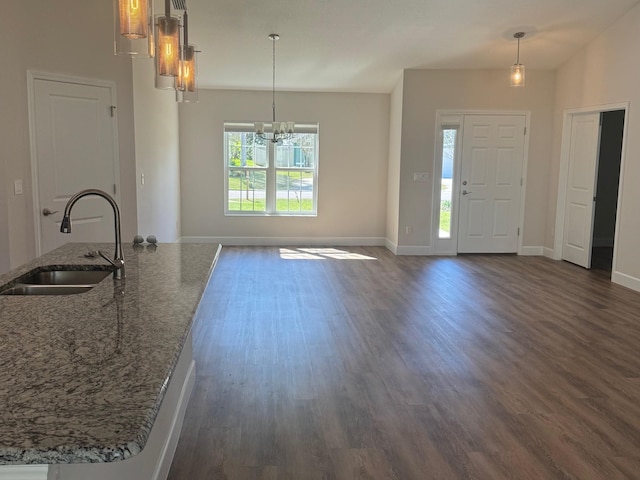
[272,36,276,122]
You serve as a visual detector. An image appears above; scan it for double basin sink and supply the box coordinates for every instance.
[0,266,112,296]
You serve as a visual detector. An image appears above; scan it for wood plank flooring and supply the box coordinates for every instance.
[167,247,640,480]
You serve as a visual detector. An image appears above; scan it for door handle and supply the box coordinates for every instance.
[42,208,59,216]
[462,190,472,196]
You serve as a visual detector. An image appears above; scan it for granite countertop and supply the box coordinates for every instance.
[0,242,221,465]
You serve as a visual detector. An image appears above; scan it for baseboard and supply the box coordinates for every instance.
[395,245,433,256]
[612,271,640,293]
[153,360,196,480]
[519,246,544,256]
[543,247,555,259]
[385,238,398,254]
[179,236,386,247]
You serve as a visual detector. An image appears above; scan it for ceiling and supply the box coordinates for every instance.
[186,0,640,93]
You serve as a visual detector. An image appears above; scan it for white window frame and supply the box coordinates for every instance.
[224,123,319,216]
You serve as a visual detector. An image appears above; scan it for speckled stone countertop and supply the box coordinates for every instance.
[0,242,221,465]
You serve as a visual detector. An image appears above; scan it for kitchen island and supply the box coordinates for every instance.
[0,242,221,479]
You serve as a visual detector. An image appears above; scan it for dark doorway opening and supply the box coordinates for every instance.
[591,110,624,273]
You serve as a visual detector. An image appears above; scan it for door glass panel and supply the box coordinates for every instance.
[439,129,457,239]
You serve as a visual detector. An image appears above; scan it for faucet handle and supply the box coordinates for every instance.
[98,250,125,272]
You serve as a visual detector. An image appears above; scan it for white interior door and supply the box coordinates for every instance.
[457,115,526,253]
[561,112,601,268]
[30,75,119,255]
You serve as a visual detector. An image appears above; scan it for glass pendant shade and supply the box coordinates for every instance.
[178,45,196,92]
[119,0,147,38]
[511,64,525,87]
[114,0,153,56]
[156,15,180,77]
[510,32,526,87]
[176,45,199,102]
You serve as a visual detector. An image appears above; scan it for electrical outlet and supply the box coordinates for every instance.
[405,226,412,235]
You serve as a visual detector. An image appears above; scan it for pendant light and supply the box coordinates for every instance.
[114,0,202,96]
[510,32,526,87]
[255,34,295,143]
[155,0,181,79]
[114,0,154,56]
[176,10,199,102]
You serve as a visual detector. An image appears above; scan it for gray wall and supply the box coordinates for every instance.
[1,0,138,272]
[395,69,557,251]
[551,2,640,288]
[133,60,182,242]
[179,89,390,244]
[386,75,404,249]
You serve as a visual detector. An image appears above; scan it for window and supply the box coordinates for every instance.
[224,123,319,215]
[438,128,457,239]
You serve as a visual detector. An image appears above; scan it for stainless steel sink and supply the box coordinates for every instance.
[21,269,111,286]
[0,266,112,296]
[0,285,95,295]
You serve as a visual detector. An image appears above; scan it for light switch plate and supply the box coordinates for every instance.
[14,179,23,195]
[413,172,429,182]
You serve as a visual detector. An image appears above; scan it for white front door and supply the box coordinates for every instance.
[457,115,526,253]
[561,112,601,268]
[30,74,119,255]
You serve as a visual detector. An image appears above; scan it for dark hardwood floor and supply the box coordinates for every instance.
[167,246,640,480]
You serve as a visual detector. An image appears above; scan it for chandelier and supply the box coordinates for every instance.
[255,34,295,143]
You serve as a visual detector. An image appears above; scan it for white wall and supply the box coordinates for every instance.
[179,89,389,244]
[0,0,138,272]
[398,69,556,251]
[0,158,9,273]
[551,2,640,288]
[133,60,181,242]
[386,74,404,251]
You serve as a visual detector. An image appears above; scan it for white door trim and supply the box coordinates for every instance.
[27,71,121,256]
[553,103,629,276]
[432,110,531,255]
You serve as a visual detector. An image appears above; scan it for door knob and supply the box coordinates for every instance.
[42,208,59,216]
[462,190,472,196]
